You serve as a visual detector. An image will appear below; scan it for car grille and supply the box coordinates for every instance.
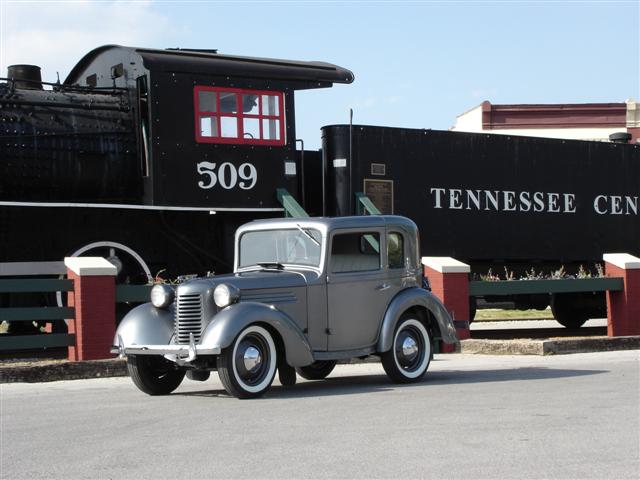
[175,293,203,344]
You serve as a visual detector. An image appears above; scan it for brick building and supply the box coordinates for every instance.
[451,99,639,143]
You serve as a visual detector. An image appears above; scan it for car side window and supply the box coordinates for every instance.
[330,232,380,273]
[388,232,404,269]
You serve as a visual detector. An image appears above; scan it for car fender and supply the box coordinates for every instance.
[377,287,458,352]
[114,303,175,348]
[200,302,314,367]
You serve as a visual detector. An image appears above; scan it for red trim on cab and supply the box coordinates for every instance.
[193,86,285,146]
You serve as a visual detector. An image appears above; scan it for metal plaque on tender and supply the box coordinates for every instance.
[364,179,394,214]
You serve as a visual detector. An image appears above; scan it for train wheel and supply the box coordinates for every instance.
[551,293,590,329]
[56,241,153,326]
[65,241,153,284]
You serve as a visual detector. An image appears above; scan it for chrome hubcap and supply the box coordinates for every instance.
[243,346,262,372]
[395,323,426,372]
[402,336,419,360]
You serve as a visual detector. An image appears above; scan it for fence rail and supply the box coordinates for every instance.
[469,277,624,296]
[1,270,154,353]
[115,284,153,302]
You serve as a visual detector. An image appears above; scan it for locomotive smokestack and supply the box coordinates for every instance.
[609,132,632,144]
[7,64,43,90]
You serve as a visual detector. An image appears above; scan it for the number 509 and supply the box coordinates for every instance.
[196,162,257,190]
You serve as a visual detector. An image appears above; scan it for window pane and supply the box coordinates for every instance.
[243,118,260,140]
[200,117,218,137]
[221,117,238,138]
[242,94,259,114]
[239,229,322,268]
[261,95,279,116]
[388,232,404,269]
[330,232,380,273]
[198,91,217,113]
[219,92,238,113]
[262,119,280,140]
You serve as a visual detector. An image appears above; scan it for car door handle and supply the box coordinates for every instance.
[376,283,390,291]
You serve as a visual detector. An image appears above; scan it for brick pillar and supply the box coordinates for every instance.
[64,257,117,361]
[422,257,471,353]
[603,253,640,337]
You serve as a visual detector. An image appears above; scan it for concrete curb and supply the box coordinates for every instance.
[461,336,640,355]
[0,358,127,383]
[1,337,639,383]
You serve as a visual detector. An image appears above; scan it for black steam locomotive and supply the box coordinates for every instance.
[0,45,352,283]
[1,45,638,327]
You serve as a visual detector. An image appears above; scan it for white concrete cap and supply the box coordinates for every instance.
[421,256,470,273]
[603,253,640,270]
[64,257,118,276]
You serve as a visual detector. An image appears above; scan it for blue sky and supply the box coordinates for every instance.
[1,0,638,148]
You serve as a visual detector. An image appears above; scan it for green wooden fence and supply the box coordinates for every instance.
[0,278,75,351]
[469,277,624,296]
[0,279,154,353]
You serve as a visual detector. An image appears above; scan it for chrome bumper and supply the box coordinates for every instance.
[111,334,220,361]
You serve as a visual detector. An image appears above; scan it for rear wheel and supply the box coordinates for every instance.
[295,361,337,380]
[218,325,278,399]
[381,315,432,383]
[127,355,185,395]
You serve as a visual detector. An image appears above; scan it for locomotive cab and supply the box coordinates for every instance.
[64,45,354,210]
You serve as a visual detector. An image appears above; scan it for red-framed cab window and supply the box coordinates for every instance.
[194,86,285,146]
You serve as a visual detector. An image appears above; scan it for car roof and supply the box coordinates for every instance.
[236,215,418,235]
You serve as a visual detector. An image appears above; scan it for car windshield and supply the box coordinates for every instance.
[239,228,323,268]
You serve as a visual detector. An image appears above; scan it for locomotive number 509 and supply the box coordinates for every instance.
[196,161,257,190]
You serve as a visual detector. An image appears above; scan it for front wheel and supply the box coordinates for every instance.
[381,316,432,383]
[127,355,185,395]
[218,325,278,399]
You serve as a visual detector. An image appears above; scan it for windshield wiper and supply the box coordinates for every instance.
[296,224,320,246]
[256,262,285,270]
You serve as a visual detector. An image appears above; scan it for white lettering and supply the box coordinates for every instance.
[238,163,258,190]
[485,190,500,211]
[611,195,623,214]
[594,195,607,214]
[547,193,560,213]
[197,161,217,189]
[217,162,237,190]
[197,161,257,191]
[450,189,463,209]
[466,190,481,210]
[533,192,545,212]
[563,194,577,213]
[426,187,640,216]
[503,191,516,211]
[430,188,446,208]
[519,192,531,212]
[625,196,638,215]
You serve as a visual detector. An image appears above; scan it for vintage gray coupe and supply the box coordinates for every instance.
[113,216,458,398]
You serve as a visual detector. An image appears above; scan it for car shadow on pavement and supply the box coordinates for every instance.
[173,366,606,399]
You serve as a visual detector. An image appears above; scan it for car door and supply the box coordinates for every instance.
[326,228,393,351]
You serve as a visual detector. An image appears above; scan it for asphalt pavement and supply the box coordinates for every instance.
[1,351,638,479]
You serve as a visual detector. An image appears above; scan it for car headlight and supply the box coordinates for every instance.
[150,284,174,308]
[213,283,240,308]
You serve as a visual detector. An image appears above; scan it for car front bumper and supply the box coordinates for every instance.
[111,333,220,362]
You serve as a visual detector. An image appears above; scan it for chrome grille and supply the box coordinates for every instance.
[175,293,203,344]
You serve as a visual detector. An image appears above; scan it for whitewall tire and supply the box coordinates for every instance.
[218,325,278,399]
[381,316,432,383]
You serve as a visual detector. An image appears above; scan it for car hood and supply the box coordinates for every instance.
[175,269,309,296]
